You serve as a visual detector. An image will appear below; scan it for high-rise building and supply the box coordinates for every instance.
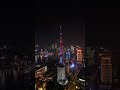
[65,50,70,75]
[99,51,112,89]
[86,47,95,65]
[76,47,83,64]
[65,51,71,60]
[57,26,68,85]
[71,45,75,54]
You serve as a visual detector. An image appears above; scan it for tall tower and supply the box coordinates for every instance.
[57,26,68,85]
[99,51,112,89]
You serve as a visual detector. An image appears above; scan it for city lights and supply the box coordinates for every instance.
[71,63,75,68]
[1,2,119,90]
[79,78,85,82]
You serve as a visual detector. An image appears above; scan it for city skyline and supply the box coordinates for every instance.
[0,1,120,90]
[35,24,85,48]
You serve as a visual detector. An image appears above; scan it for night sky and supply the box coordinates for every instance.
[35,14,85,48]
[86,8,120,48]
[35,1,86,48]
[0,6,34,48]
[0,1,120,64]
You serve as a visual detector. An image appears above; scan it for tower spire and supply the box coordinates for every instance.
[59,25,63,63]
[57,26,68,85]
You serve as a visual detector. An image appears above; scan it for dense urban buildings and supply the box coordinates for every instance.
[1,1,120,90]
[35,26,85,90]
[0,43,34,90]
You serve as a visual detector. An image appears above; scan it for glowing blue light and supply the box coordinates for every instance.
[71,63,75,68]
[59,58,63,63]
[66,52,70,60]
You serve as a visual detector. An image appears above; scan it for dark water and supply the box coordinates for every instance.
[0,68,34,90]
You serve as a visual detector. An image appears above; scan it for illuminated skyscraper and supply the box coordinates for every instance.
[71,45,75,54]
[99,51,112,89]
[66,50,71,60]
[76,47,83,64]
[57,26,68,85]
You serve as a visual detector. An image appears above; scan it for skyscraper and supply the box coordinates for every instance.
[99,51,112,89]
[71,45,75,54]
[76,47,83,64]
[57,26,68,85]
[65,50,71,75]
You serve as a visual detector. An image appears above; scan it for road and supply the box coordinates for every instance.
[66,62,85,90]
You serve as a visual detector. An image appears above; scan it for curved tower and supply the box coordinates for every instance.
[57,26,68,85]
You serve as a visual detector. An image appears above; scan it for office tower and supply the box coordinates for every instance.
[76,47,83,64]
[99,51,112,89]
